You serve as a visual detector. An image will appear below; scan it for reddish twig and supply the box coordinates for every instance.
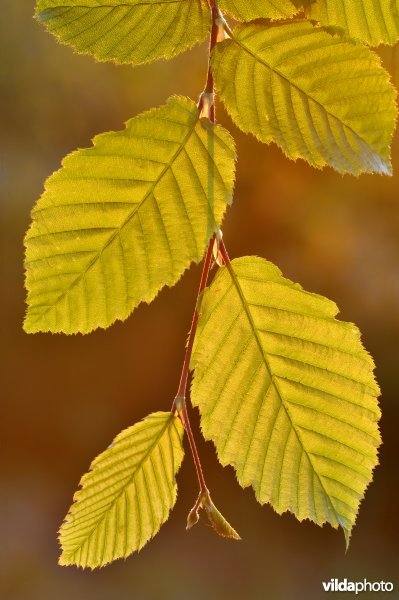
[174,237,214,403]
[175,395,208,494]
[218,237,231,265]
[197,0,220,120]
[173,0,225,497]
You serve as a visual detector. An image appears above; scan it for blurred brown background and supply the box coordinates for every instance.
[1,3,399,599]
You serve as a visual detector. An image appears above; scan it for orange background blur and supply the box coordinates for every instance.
[2,3,399,599]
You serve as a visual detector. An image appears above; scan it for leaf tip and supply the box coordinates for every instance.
[343,527,352,553]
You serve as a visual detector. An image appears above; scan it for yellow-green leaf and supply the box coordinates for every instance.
[191,256,381,544]
[35,0,210,65]
[24,96,236,334]
[59,411,184,568]
[305,0,399,47]
[218,0,297,21]
[211,21,397,175]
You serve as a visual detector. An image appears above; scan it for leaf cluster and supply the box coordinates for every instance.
[26,0,396,568]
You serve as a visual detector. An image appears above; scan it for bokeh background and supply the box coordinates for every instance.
[2,3,399,599]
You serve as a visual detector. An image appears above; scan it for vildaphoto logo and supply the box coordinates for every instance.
[322,579,394,594]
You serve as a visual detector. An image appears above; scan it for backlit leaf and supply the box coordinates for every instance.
[218,0,297,21]
[35,0,210,65]
[24,96,236,334]
[191,256,381,544]
[211,21,397,175]
[59,411,184,568]
[305,0,399,47]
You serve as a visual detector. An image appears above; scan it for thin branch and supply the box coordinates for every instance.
[172,237,212,495]
[176,395,208,494]
[171,2,225,497]
[174,236,214,403]
[198,0,220,120]
[205,3,219,92]
[219,236,231,265]
[173,0,222,407]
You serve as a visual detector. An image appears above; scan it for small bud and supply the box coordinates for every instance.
[215,11,228,41]
[174,394,186,417]
[186,492,202,530]
[199,92,215,120]
[214,227,223,242]
[212,229,224,266]
[186,490,241,540]
[186,506,200,530]
[200,491,241,540]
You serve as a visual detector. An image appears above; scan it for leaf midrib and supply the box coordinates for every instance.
[28,111,200,326]
[225,24,384,159]
[225,262,346,530]
[61,414,178,559]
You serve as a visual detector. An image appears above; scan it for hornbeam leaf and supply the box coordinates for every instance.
[59,412,184,568]
[304,0,399,47]
[24,96,236,334]
[191,256,381,543]
[35,0,210,65]
[218,0,297,21]
[211,21,397,175]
